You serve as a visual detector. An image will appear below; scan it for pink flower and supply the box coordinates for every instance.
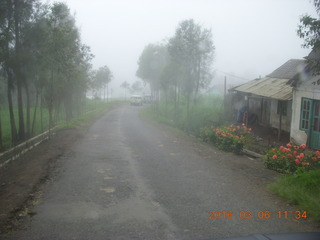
[286,143,292,148]
[316,151,320,156]
[312,157,317,162]
[300,144,307,150]
[287,154,293,159]
[272,155,278,159]
[294,151,298,155]
[273,148,277,152]
[299,153,305,158]
[295,159,300,165]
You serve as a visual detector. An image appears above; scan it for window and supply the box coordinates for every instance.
[300,98,312,131]
[277,101,287,116]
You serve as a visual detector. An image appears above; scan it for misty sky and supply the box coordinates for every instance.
[63,0,317,93]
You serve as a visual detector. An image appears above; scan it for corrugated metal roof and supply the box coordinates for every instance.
[233,77,292,100]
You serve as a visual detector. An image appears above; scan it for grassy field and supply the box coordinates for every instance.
[142,94,226,135]
[268,169,320,222]
[0,99,123,151]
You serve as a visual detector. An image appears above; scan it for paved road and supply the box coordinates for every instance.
[3,105,318,239]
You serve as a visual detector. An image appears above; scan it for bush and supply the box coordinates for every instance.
[264,143,320,174]
[200,123,252,154]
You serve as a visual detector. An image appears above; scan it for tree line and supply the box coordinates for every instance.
[0,0,112,149]
[136,19,215,120]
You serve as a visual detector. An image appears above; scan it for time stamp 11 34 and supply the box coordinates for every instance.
[208,210,308,220]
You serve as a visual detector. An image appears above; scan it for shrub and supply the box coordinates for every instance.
[264,143,320,174]
[200,123,252,154]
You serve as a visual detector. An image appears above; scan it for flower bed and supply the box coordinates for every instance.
[264,143,320,174]
[200,124,252,154]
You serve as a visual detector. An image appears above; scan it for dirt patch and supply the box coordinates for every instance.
[0,127,85,234]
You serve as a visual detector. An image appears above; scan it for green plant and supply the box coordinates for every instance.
[268,169,320,221]
[200,123,252,154]
[264,143,320,174]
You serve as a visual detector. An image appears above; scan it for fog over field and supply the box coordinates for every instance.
[63,0,317,95]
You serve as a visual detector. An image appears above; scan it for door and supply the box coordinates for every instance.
[310,100,320,150]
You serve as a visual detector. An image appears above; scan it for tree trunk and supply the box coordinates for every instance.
[31,90,39,136]
[6,69,18,145]
[25,80,31,138]
[107,84,109,102]
[17,79,25,141]
[40,94,43,132]
[14,0,25,141]
[64,95,73,122]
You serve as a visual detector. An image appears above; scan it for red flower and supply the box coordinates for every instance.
[286,143,292,148]
[299,153,305,158]
[295,159,300,165]
[272,155,278,159]
[273,148,277,152]
[300,144,307,150]
[294,151,298,155]
[312,157,317,162]
[287,154,293,159]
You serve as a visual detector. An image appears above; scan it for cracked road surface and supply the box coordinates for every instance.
[3,105,318,239]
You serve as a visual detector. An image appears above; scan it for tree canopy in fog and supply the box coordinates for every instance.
[298,0,320,73]
[0,0,112,149]
[136,19,215,117]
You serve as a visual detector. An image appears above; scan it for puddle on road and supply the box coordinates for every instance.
[100,187,115,193]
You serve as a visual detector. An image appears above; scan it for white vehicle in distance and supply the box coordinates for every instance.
[130,95,143,106]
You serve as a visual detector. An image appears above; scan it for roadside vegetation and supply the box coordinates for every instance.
[268,169,320,221]
[0,1,113,152]
[263,143,320,221]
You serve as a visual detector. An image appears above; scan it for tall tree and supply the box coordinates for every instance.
[136,43,168,108]
[297,0,320,73]
[168,19,214,117]
[120,81,130,99]
[94,65,113,101]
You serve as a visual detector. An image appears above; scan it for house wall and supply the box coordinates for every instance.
[270,99,292,132]
[290,77,320,145]
[248,96,261,121]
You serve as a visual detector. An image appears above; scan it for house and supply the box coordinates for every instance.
[289,50,320,149]
[230,59,306,139]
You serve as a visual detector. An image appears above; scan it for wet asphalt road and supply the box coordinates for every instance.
[2,105,318,239]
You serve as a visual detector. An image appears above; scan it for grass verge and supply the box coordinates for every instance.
[268,169,320,221]
[141,95,226,136]
[58,100,125,130]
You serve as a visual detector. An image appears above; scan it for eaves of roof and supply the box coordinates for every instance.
[232,77,292,100]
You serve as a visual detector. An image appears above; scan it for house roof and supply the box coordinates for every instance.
[289,49,320,86]
[231,59,305,100]
[267,59,306,79]
[232,77,293,100]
